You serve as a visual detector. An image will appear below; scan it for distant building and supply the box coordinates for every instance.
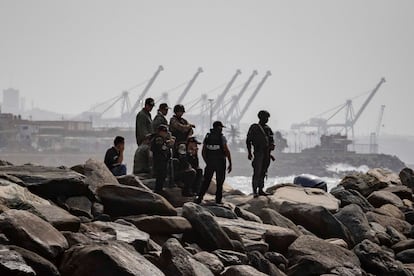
[2,88,20,115]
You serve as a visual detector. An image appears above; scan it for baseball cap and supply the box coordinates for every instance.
[213,121,226,128]
[145,98,155,106]
[187,136,201,144]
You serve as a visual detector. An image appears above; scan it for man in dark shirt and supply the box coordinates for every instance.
[104,136,127,176]
[151,124,172,193]
[246,110,275,197]
[136,97,155,146]
[152,103,170,132]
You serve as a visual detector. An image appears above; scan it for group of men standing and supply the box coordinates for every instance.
[104,96,276,204]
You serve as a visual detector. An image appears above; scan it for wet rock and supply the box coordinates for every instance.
[212,249,248,266]
[159,238,213,276]
[330,186,374,212]
[248,250,287,276]
[65,196,92,218]
[400,168,414,191]
[0,245,35,275]
[60,241,164,276]
[0,164,90,199]
[367,190,404,208]
[193,251,224,275]
[354,239,411,275]
[340,172,387,197]
[234,206,262,223]
[221,265,267,276]
[259,208,302,235]
[264,228,299,254]
[97,184,177,217]
[383,185,413,201]
[393,239,414,254]
[124,215,191,235]
[366,211,412,235]
[278,202,354,246]
[8,245,60,276]
[379,204,405,220]
[182,203,233,251]
[0,209,68,259]
[31,203,81,232]
[203,205,238,219]
[287,235,362,276]
[334,204,378,244]
[83,159,119,194]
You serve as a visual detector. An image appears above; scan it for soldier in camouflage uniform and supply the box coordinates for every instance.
[151,124,171,193]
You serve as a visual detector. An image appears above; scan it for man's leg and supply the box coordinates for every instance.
[192,168,203,195]
[215,160,226,204]
[195,163,214,203]
[258,153,271,196]
[182,169,196,196]
[252,151,264,196]
[154,162,167,193]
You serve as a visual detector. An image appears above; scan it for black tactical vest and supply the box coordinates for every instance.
[205,129,225,160]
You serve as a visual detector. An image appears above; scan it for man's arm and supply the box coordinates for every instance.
[246,125,254,160]
[223,143,232,173]
[201,144,207,163]
[170,117,193,133]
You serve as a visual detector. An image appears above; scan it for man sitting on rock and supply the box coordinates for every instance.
[151,124,173,193]
[133,133,153,175]
[104,136,127,176]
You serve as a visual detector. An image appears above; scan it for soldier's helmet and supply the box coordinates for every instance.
[258,110,270,120]
[174,104,185,113]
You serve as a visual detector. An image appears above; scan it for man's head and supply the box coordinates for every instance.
[158,103,170,116]
[157,124,169,138]
[144,98,155,112]
[173,104,185,117]
[187,136,201,153]
[258,110,270,124]
[213,121,225,133]
[114,136,125,150]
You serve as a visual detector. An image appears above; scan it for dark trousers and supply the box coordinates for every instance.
[110,164,127,176]
[198,158,226,203]
[252,151,270,193]
[154,161,168,192]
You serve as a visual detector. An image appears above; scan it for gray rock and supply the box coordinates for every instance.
[264,251,289,270]
[0,209,68,259]
[367,190,404,208]
[400,168,414,191]
[8,245,60,276]
[60,241,164,276]
[264,228,299,254]
[97,184,177,217]
[62,231,94,247]
[330,186,374,212]
[379,204,405,220]
[124,215,192,235]
[334,204,378,244]
[366,211,412,235]
[182,203,233,251]
[387,226,408,245]
[393,239,414,253]
[279,202,354,246]
[65,196,92,218]
[159,238,213,276]
[203,205,238,219]
[234,206,262,223]
[339,173,387,197]
[288,235,362,276]
[397,249,414,264]
[83,159,119,194]
[370,222,393,247]
[248,250,287,276]
[242,239,269,253]
[212,249,248,266]
[221,265,268,276]
[259,208,302,235]
[383,185,413,201]
[31,203,81,232]
[0,245,35,275]
[354,239,411,276]
[117,174,151,191]
[193,251,224,275]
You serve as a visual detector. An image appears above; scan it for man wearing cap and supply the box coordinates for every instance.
[136,97,155,146]
[152,103,170,132]
[246,110,275,197]
[151,124,172,193]
[133,133,153,175]
[195,121,232,204]
[169,104,195,146]
[186,136,203,195]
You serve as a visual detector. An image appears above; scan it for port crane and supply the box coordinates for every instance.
[370,104,386,153]
[176,67,203,105]
[212,70,242,114]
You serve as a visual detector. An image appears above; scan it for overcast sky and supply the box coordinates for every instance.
[1,0,413,136]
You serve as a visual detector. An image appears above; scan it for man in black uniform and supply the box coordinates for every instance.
[246,110,275,197]
[104,136,127,176]
[151,124,171,193]
[195,121,232,204]
[136,97,155,146]
[152,103,170,132]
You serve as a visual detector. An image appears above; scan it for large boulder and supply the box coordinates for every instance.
[234,206,262,223]
[366,211,412,235]
[379,204,405,220]
[367,190,404,208]
[159,238,213,276]
[340,172,387,197]
[330,186,374,212]
[278,202,354,246]
[30,203,81,232]
[124,215,191,235]
[0,245,35,275]
[65,196,93,218]
[82,159,119,194]
[0,164,90,199]
[117,174,151,191]
[259,208,302,235]
[221,265,268,276]
[0,209,68,259]
[212,249,248,266]
[97,184,177,217]
[193,251,224,275]
[182,203,233,251]
[354,239,411,275]
[203,205,238,219]
[400,168,414,191]
[367,168,402,186]
[264,229,299,254]
[383,185,413,201]
[393,239,414,254]
[334,204,378,244]
[287,235,362,276]
[60,241,164,276]
[397,249,414,264]
[248,250,287,276]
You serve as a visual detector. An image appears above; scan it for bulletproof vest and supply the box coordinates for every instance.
[205,130,224,160]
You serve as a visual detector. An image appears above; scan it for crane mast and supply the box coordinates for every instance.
[375,105,386,137]
[238,70,272,124]
[176,67,203,105]
[130,65,164,116]
[212,69,242,113]
[223,70,258,123]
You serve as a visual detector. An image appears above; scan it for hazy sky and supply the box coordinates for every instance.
[1,0,413,135]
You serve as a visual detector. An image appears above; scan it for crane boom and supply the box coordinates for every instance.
[130,65,164,115]
[212,69,241,113]
[352,77,386,125]
[238,70,272,123]
[176,67,203,104]
[224,70,258,122]
[375,105,386,136]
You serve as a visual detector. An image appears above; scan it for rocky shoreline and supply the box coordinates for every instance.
[0,159,414,275]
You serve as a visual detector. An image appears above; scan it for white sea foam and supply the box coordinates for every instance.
[326,163,369,173]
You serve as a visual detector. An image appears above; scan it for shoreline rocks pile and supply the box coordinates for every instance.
[0,159,414,275]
